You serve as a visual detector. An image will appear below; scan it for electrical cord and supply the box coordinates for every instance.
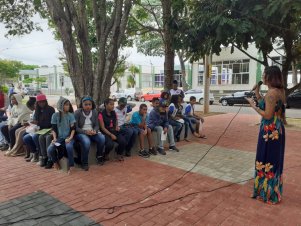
[1,105,297,225]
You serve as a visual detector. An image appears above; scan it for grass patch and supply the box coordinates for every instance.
[285,118,301,131]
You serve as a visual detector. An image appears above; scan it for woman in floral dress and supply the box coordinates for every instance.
[246,66,286,204]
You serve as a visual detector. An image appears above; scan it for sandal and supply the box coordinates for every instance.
[200,135,207,139]
[184,138,191,142]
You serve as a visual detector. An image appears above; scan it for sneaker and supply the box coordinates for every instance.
[125,151,131,157]
[40,157,48,167]
[44,160,54,169]
[149,147,157,155]
[25,153,33,162]
[169,146,179,152]
[96,156,105,165]
[138,150,150,158]
[0,144,9,151]
[157,148,166,155]
[81,164,89,171]
[31,153,39,162]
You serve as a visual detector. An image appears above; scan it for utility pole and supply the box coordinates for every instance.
[203,54,211,114]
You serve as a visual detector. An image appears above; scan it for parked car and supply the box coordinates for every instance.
[183,89,214,105]
[286,90,301,109]
[111,88,141,101]
[140,90,161,102]
[219,91,255,106]
[26,88,43,96]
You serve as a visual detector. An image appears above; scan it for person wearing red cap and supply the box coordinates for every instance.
[23,94,55,166]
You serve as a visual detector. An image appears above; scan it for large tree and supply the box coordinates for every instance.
[132,0,189,90]
[1,0,134,105]
[185,0,301,95]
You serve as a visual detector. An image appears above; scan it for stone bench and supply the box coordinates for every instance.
[59,127,194,172]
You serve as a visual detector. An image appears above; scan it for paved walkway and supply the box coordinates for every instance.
[0,113,301,225]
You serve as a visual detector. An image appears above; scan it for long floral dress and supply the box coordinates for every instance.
[252,98,286,204]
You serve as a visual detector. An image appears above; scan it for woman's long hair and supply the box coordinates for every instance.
[264,66,284,89]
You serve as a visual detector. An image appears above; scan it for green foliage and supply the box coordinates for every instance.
[20,64,39,70]
[127,76,136,88]
[0,85,8,93]
[23,78,34,84]
[0,59,23,80]
[0,0,42,36]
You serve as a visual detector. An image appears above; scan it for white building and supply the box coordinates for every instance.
[191,43,299,95]
[19,65,73,95]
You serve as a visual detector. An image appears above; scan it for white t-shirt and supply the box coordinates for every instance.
[169,89,184,97]
[114,107,127,127]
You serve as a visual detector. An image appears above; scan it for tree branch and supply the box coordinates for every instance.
[233,44,267,66]
[267,54,283,66]
[129,14,162,33]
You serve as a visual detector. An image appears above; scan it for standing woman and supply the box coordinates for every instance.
[245,66,286,204]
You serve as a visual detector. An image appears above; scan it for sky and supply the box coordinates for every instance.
[0,16,169,67]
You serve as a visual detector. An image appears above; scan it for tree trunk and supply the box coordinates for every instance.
[161,0,174,91]
[177,51,189,91]
[45,0,132,107]
[292,61,298,86]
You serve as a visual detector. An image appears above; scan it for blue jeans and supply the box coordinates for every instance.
[47,140,75,166]
[120,127,137,154]
[23,133,40,153]
[183,116,195,138]
[0,121,7,144]
[168,119,183,139]
[75,133,105,165]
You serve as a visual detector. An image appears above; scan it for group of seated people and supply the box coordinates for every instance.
[0,81,206,173]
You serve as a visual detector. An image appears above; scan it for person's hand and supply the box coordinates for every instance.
[85,130,92,136]
[23,122,30,127]
[245,97,256,108]
[163,127,168,134]
[90,130,97,135]
[252,83,258,91]
[65,137,72,143]
[110,134,117,140]
[52,138,57,144]
[200,117,204,123]
[116,126,120,132]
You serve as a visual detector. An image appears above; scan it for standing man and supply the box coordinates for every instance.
[169,80,185,98]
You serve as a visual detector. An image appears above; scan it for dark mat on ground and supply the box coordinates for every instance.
[0,191,101,226]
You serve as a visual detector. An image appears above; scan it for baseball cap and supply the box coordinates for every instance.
[118,97,127,105]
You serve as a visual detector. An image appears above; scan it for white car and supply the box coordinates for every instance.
[111,88,141,101]
[183,89,214,105]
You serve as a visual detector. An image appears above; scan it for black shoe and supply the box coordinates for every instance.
[45,160,53,169]
[125,151,131,157]
[25,153,33,162]
[81,164,89,171]
[96,156,105,165]
[138,150,150,158]
[175,137,180,142]
[169,146,179,152]
[157,148,166,155]
[149,147,157,155]
[0,144,9,151]
[40,157,48,167]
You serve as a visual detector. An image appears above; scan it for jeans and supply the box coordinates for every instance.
[104,133,127,155]
[23,133,39,153]
[47,140,75,166]
[168,119,183,139]
[1,123,22,148]
[183,116,195,138]
[120,127,137,154]
[154,125,175,149]
[0,121,7,144]
[39,134,53,157]
[75,133,105,165]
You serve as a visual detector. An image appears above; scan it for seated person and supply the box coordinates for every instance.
[130,104,157,158]
[184,96,206,139]
[147,101,179,155]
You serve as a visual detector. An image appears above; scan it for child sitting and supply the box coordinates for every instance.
[130,104,157,158]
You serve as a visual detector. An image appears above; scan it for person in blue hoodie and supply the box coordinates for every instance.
[147,101,179,155]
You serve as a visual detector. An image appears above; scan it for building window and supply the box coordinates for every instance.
[154,73,164,87]
[209,59,249,85]
[198,72,204,86]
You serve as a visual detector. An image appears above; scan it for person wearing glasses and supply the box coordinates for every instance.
[74,96,105,170]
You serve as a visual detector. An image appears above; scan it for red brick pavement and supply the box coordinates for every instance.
[0,113,301,225]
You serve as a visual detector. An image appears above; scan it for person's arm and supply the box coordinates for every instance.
[51,124,58,143]
[246,90,276,120]
[74,110,86,134]
[66,123,76,143]
[92,110,100,132]
[252,84,262,101]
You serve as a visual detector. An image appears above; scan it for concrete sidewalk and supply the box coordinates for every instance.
[0,113,300,225]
